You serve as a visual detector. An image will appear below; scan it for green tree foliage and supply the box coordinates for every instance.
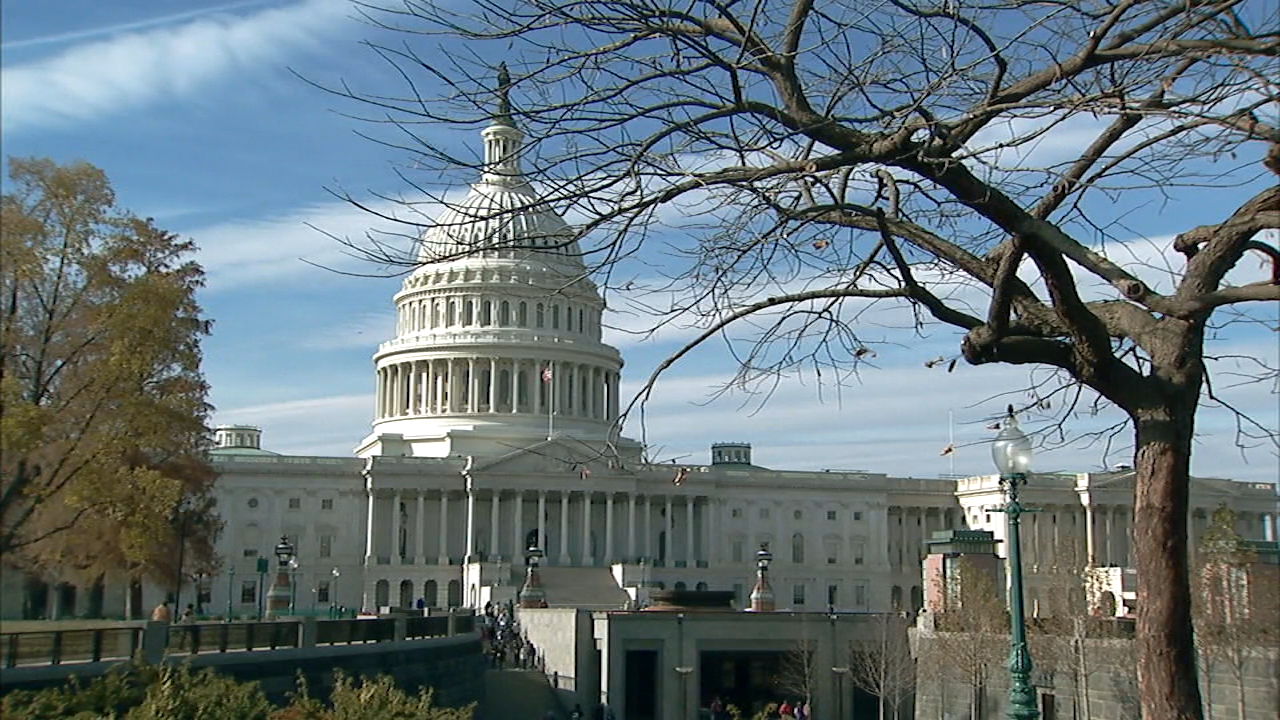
[0,157,218,587]
[0,665,475,720]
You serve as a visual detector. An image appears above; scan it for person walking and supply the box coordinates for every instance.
[150,600,172,623]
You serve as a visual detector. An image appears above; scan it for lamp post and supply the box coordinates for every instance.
[674,665,694,719]
[288,557,299,615]
[265,536,295,619]
[519,545,547,608]
[331,567,341,618]
[748,543,774,612]
[832,666,850,720]
[991,409,1039,719]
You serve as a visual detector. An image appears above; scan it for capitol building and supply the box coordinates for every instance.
[4,102,1276,625]
[200,108,1276,623]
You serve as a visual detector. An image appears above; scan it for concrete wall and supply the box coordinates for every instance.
[912,632,1279,720]
[517,607,595,711]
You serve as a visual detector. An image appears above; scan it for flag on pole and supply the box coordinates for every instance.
[672,467,689,486]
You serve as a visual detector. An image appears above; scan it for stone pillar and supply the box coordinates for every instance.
[467,358,477,412]
[490,491,501,559]
[582,492,593,565]
[407,361,417,415]
[1085,502,1096,564]
[605,494,615,564]
[364,485,376,564]
[465,482,477,561]
[686,496,695,566]
[628,494,637,562]
[1103,505,1114,566]
[488,358,497,412]
[514,490,525,558]
[537,491,547,552]
[414,494,425,564]
[393,492,403,562]
[559,492,571,565]
[438,492,450,565]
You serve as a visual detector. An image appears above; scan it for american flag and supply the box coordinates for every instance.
[541,367,553,383]
[672,467,689,486]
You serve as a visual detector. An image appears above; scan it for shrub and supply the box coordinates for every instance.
[124,663,274,720]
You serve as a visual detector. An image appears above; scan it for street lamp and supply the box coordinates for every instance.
[832,666,851,720]
[519,544,547,608]
[674,666,694,719]
[749,543,774,612]
[991,408,1039,719]
[265,536,295,619]
[331,567,341,618]
[288,557,299,615]
[226,566,236,621]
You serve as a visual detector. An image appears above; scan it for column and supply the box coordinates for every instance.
[664,495,673,565]
[607,372,619,420]
[490,491,501,559]
[407,361,417,414]
[504,356,514,412]
[1103,505,1114,566]
[643,496,652,561]
[686,495,695,566]
[514,491,525,557]
[364,486,376,563]
[465,483,477,560]
[414,494,425,564]
[1085,502,1096,564]
[374,368,383,418]
[468,358,477,412]
[393,492,403,562]
[488,358,497,412]
[605,494,615,564]
[582,492,593,565]
[628,494,637,562]
[538,491,547,551]
[438,492,450,565]
[559,492,571,565]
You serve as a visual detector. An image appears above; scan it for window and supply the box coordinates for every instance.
[518,302,528,326]
[854,584,867,607]
[247,498,259,509]
[536,303,544,328]
[242,548,258,558]
[552,304,560,329]
[731,540,744,563]
[827,510,837,521]
[317,581,331,604]
[853,511,862,521]
[731,508,742,518]
[792,584,806,605]
[319,535,333,558]
[828,584,838,607]
[791,533,805,564]
[240,580,256,604]
[794,510,803,520]
[321,498,333,510]
[288,498,301,510]
[825,537,839,565]
[759,508,769,520]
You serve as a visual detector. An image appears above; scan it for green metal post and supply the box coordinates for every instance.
[1003,473,1040,719]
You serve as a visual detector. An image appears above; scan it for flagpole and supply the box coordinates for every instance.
[948,408,955,476]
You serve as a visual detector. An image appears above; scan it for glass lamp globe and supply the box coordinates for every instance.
[991,414,1035,476]
[274,536,295,564]
[755,544,773,570]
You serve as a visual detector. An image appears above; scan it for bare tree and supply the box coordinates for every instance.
[916,557,1007,718]
[774,638,817,712]
[849,613,916,720]
[1193,505,1280,720]
[328,2,1279,717]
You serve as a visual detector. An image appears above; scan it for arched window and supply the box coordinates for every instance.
[551,304,560,329]
[424,580,438,608]
[792,532,805,564]
[674,581,687,591]
[498,369,512,410]
[399,580,414,608]
[578,308,585,333]
[518,302,528,326]
[432,301,442,328]
[481,300,492,326]
[500,301,511,326]
[447,301,457,326]
[536,303,545,328]
[375,580,390,608]
[695,581,708,591]
[447,580,462,608]
[890,585,903,610]
[462,300,474,326]
[910,585,923,613]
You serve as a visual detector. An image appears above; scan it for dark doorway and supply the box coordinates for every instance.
[625,650,658,720]
[700,650,788,718]
[87,577,105,618]
[23,577,48,619]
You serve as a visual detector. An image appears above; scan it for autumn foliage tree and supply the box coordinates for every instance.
[331,2,1279,717]
[0,157,218,594]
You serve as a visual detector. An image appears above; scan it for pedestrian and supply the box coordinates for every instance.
[795,700,808,720]
[779,699,795,720]
[150,600,172,623]
[177,603,196,650]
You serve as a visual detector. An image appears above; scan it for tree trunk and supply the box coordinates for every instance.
[1133,412,1203,719]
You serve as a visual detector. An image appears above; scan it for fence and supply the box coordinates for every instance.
[1,611,476,669]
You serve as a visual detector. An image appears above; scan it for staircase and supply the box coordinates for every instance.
[535,566,631,609]
[483,668,563,720]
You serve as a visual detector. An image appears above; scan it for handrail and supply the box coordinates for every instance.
[0,612,476,669]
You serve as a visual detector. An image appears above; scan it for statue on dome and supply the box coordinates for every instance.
[495,63,513,127]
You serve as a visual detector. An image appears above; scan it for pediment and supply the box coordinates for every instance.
[473,436,620,478]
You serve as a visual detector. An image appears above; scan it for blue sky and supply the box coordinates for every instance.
[4,0,1277,483]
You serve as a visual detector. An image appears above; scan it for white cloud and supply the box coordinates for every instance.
[1,1,278,50]
[0,0,350,134]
